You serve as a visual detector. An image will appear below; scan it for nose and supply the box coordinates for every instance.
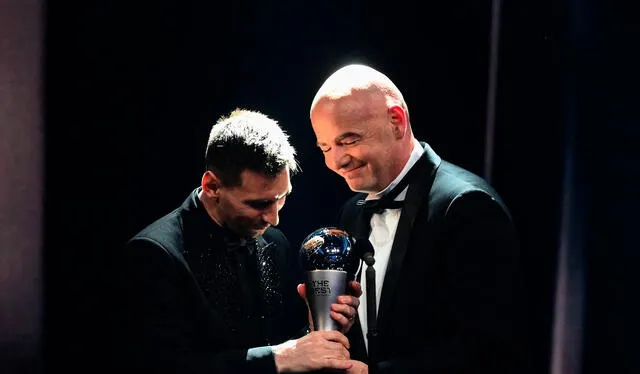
[261,202,280,227]
[326,147,349,171]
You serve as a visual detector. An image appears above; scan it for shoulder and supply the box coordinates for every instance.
[430,160,512,221]
[125,207,184,258]
[433,161,494,196]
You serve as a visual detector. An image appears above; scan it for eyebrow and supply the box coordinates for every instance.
[243,190,292,205]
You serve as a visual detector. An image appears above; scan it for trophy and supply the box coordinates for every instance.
[299,227,358,331]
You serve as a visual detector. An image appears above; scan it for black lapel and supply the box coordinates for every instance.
[349,199,371,283]
[376,143,440,327]
[337,196,369,354]
[354,198,372,239]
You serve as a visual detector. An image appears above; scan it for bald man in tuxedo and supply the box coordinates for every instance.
[307,64,532,373]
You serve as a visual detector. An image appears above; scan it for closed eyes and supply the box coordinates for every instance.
[317,134,361,153]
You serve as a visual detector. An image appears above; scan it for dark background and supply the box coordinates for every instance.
[1,0,637,373]
[46,1,562,371]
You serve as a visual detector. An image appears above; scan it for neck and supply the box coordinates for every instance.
[389,136,417,180]
[368,137,418,198]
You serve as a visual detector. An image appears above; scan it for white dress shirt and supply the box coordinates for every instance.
[358,138,423,352]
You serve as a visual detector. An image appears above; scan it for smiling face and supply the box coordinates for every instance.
[202,168,291,238]
[311,91,410,195]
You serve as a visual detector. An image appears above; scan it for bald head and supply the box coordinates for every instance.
[310,64,408,121]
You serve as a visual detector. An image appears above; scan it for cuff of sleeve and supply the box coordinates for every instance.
[246,347,277,373]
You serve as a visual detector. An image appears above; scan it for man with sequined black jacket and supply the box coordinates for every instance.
[122,109,366,374]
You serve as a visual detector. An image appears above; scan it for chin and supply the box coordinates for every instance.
[345,177,363,190]
[347,180,374,194]
[346,182,362,192]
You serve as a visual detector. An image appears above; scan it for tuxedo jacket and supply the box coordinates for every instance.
[339,143,532,373]
[121,188,307,374]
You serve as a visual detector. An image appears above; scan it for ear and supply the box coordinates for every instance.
[388,105,408,139]
[201,170,222,198]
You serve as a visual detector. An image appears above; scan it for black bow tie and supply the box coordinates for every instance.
[358,177,410,215]
[360,198,404,214]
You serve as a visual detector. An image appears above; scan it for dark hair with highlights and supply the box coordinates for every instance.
[204,108,300,186]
